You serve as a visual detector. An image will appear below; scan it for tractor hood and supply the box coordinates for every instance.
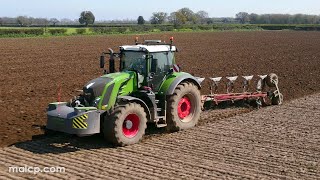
[83,77,113,101]
[83,71,137,110]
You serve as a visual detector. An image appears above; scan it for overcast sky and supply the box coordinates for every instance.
[0,0,319,20]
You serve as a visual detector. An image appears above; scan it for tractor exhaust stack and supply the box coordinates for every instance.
[108,48,115,73]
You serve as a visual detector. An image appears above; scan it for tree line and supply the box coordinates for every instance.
[236,12,320,24]
[1,8,319,27]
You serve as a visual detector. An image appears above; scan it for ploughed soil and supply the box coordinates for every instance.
[1,31,320,148]
[0,93,319,179]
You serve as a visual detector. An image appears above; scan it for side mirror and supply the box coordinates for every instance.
[100,54,105,69]
[151,58,158,73]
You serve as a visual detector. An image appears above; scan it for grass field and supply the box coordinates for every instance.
[0,27,89,36]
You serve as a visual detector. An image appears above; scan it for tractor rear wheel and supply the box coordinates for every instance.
[103,103,147,146]
[166,82,201,132]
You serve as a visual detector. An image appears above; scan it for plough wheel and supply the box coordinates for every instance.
[266,73,279,87]
[272,93,284,105]
[166,82,201,132]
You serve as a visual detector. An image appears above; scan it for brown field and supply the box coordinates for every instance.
[0,94,319,179]
[0,31,320,178]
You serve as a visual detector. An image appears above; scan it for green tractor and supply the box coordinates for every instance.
[47,38,203,146]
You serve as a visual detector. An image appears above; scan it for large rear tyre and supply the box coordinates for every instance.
[103,103,147,146]
[166,82,201,132]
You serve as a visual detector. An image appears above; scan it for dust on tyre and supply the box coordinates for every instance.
[103,103,147,146]
[166,82,201,131]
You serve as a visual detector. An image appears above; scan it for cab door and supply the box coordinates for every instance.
[149,51,174,91]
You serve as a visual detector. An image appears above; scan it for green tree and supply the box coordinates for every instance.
[79,11,95,26]
[150,12,168,24]
[206,18,214,24]
[137,16,145,25]
[169,8,198,25]
[236,12,250,24]
[178,7,197,24]
[169,11,187,26]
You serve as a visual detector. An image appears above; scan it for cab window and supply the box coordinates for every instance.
[150,51,175,90]
[150,51,174,73]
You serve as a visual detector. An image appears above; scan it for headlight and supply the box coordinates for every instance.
[92,97,101,107]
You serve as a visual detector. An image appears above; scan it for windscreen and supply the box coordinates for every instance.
[121,51,146,74]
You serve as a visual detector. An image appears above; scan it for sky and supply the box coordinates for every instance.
[0,0,319,20]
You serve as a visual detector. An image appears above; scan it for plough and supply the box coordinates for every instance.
[199,73,283,109]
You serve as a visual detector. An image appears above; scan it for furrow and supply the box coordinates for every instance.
[141,140,302,179]
[8,145,144,180]
[89,148,207,179]
[143,138,318,179]
[0,147,119,179]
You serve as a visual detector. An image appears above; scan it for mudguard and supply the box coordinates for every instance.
[118,96,152,122]
[158,72,202,96]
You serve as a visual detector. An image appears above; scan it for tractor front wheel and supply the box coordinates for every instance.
[103,103,147,146]
[166,82,201,132]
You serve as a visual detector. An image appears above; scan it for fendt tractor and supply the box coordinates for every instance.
[47,37,283,146]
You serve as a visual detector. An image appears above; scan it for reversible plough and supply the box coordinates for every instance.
[199,74,283,109]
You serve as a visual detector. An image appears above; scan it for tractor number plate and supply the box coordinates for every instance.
[72,114,88,129]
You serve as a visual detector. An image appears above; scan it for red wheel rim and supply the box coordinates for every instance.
[178,96,192,120]
[122,114,140,138]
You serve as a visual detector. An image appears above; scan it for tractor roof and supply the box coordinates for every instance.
[120,44,176,53]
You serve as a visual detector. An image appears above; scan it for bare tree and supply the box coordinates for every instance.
[33,18,49,26]
[1,17,17,25]
[249,13,259,24]
[236,12,250,24]
[60,18,77,25]
[17,16,32,26]
[50,18,59,26]
[196,11,209,24]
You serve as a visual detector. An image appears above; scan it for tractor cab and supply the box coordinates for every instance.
[101,38,177,91]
